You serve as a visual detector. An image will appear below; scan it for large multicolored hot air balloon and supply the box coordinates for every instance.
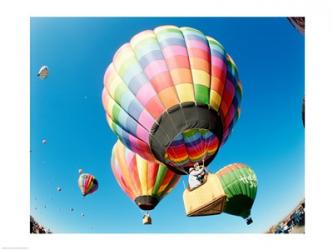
[78,173,99,197]
[216,163,257,224]
[102,25,242,174]
[111,140,180,212]
[287,17,305,34]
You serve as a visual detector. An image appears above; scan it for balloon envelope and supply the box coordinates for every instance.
[111,140,180,210]
[216,163,257,219]
[288,17,305,34]
[103,25,242,174]
[78,173,98,196]
[37,65,48,80]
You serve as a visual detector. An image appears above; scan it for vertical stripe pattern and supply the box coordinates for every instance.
[164,128,219,168]
[111,140,180,206]
[78,173,99,196]
[216,163,257,218]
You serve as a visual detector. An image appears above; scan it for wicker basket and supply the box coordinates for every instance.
[183,173,226,216]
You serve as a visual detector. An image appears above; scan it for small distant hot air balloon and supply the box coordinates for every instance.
[81,213,85,217]
[37,65,49,80]
[42,139,47,144]
[287,17,305,34]
[102,25,242,175]
[111,140,181,224]
[78,169,83,175]
[70,208,74,212]
[78,173,98,197]
[57,187,62,192]
[216,163,258,225]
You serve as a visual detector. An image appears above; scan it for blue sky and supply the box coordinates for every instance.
[30,17,304,233]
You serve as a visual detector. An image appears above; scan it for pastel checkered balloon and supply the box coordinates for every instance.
[103,25,242,174]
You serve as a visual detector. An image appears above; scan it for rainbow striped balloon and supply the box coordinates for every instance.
[103,25,242,174]
[111,140,180,210]
[78,173,98,196]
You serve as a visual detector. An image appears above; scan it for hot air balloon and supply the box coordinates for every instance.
[70,208,74,212]
[78,173,98,197]
[37,65,48,80]
[102,25,242,175]
[111,140,180,224]
[216,163,257,225]
[287,17,305,34]
[57,187,62,192]
[42,139,47,144]
[78,169,83,175]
